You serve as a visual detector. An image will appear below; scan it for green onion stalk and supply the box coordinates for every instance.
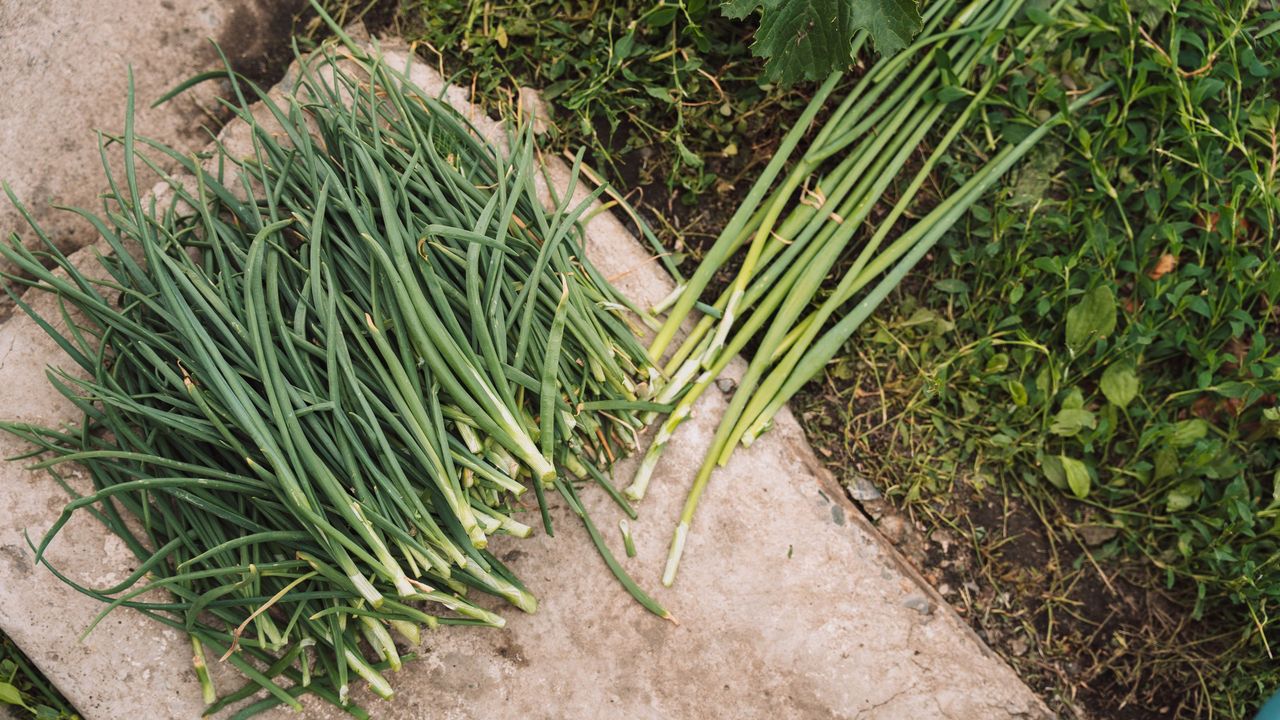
[1,22,669,716]
[627,0,974,501]
[641,0,1112,585]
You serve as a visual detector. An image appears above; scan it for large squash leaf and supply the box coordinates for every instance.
[723,0,922,85]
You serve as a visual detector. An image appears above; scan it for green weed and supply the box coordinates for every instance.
[304,0,830,288]
[811,0,1280,715]
[378,0,806,200]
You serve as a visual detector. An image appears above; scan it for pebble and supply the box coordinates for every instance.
[1078,523,1119,546]
[846,474,882,501]
[902,593,934,615]
[877,515,908,545]
[1009,636,1030,657]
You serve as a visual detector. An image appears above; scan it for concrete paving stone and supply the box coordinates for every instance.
[0,18,1054,720]
[0,0,301,320]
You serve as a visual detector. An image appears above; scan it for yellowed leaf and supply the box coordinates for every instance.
[1148,253,1177,280]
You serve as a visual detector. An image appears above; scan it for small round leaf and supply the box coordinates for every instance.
[1065,285,1117,354]
[1099,361,1139,408]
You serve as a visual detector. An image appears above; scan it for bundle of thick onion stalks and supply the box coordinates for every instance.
[631,0,1112,586]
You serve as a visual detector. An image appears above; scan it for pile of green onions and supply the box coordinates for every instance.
[2,38,667,716]
[634,0,1111,585]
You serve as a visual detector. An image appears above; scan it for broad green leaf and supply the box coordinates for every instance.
[0,682,29,710]
[1214,381,1252,399]
[1170,418,1208,447]
[646,4,679,25]
[675,138,706,168]
[1065,285,1117,354]
[1153,447,1179,481]
[903,307,940,326]
[1006,379,1028,406]
[1041,454,1067,490]
[723,0,923,85]
[1059,455,1092,498]
[645,85,675,103]
[1050,407,1096,436]
[1060,387,1085,410]
[1099,361,1139,408]
[1166,479,1204,512]
[1034,365,1052,398]
[1099,404,1118,442]
[1177,531,1194,558]
[1025,6,1053,24]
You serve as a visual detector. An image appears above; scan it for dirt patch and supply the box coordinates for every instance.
[604,115,781,270]
[217,0,309,86]
[796,378,1231,720]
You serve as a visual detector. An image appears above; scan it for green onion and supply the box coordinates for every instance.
[641,0,1113,585]
[2,21,667,714]
[619,519,637,558]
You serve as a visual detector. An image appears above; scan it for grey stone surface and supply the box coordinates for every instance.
[0,0,298,318]
[0,27,1053,720]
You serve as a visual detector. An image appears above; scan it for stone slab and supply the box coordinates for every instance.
[0,0,299,318]
[0,29,1053,720]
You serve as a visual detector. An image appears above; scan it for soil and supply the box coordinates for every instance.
[605,116,780,255]
[217,0,309,87]
[795,379,1232,720]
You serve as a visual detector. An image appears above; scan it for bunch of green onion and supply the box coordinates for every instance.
[633,0,1112,585]
[2,38,668,717]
